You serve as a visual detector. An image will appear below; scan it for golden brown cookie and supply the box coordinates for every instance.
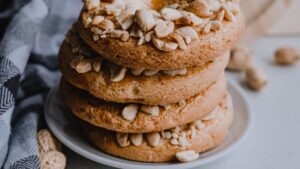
[59,30,229,105]
[81,94,234,162]
[77,5,244,70]
[61,74,227,133]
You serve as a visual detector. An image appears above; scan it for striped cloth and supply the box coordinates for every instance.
[0,0,82,168]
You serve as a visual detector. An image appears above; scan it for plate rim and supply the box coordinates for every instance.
[44,82,253,169]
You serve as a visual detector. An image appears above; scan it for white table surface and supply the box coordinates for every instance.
[63,36,300,169]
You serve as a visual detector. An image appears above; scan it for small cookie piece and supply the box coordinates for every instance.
[41,151,66,169]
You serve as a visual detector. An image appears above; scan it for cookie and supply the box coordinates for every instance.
[81,94,233,162]
[60,74,227,133]
[77,0,244,70]
[59,30,229,105]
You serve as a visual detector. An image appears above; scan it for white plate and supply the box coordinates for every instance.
[44,83,252,169]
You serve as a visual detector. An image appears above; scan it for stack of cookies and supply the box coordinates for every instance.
[59,0,244,163]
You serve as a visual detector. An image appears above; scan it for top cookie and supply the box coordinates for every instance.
[78,0,244,70]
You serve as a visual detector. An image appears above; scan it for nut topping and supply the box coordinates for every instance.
[70,55,84,69]
[82,13,92,28]
[168,3,179,9]
[92,16,105,25]
[105,0,125,16]
[76,59,92,73]
[163,131,172,139]
[170,138,179,145]
[176,26,198,40]
[91,27,102,35]
[151,37,164,50]
[222,5,235,21]
[141,105,160,116]
[143,69,159,76]
[185,0,213,18]
[137,36,145,45]
[98,19,115,30]
[92,57,103,72]
[169,33,187,49]
[105,6,122,16]
[190,125,196,139]
[164,41,179,51]
[183,36,192,44]
[122,104,139,121]
[126,1,150,12]
[114,110,222,149]
[86,0,100,11]
[172,133,179,139]
[130,68,145,76]
[110,64,127,82]
[161,8,182,21]
[178,136,189,147]
[211,20,221,31]
[116,11,135,30]
[152,37,178,51]
[154,21,174,38]
[217,9,225,21]
[176,150,199,163]
[130,133,143,146]
[82,0,237,51]
[180,11,204,26]
[135,9,156,32]
[129,25,143,38]
[144,31,154,42]
[162,104,171,110]
[93,34,99,41]
[193,120,206,130]
[203,22,212,33]
[116,133,130,147]
[110,30,130,41]
[226,2,239,15]
[146,132,161,147]
[163,68,187,76]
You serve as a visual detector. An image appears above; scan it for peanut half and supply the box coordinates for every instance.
[245,66,267,91]
[122,104,139,121]
[274,47,300,65]
[176,150,199,163]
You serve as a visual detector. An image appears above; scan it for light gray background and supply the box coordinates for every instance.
[64,36,300,169]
